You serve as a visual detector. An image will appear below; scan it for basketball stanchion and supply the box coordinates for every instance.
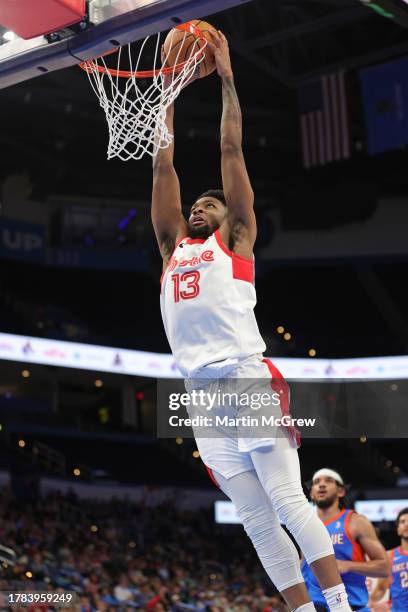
[79,20,217,161]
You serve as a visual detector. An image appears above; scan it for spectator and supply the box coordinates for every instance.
[114,573,136,603]
[0,486,289,611]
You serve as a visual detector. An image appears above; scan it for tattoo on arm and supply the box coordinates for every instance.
[221,76,242,149]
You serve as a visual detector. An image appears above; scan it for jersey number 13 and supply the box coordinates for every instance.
[171,271,200,302]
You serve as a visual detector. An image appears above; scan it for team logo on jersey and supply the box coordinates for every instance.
[335,521,341,529]
[169,250,214,271]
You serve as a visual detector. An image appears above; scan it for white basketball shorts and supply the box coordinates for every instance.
[184,353,300,480]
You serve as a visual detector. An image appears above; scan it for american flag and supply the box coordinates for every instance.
[298,71,351,169]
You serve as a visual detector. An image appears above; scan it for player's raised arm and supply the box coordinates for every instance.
[151,102,188,263]
[209,31,256,245]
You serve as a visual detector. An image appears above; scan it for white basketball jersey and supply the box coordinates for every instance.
[160,229,266,378]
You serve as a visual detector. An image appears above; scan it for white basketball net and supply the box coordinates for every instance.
[81,29,207,161]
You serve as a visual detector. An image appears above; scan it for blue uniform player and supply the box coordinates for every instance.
[370,507,408,611]
[301,468,389,611]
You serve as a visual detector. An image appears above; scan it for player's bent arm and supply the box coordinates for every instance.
[151,103,188,262]
[369,575,391,603]
[345,514,390,578]
[220,74,256,243]
[369,550,393,602]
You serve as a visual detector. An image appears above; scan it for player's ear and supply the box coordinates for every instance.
[337,485,346,499]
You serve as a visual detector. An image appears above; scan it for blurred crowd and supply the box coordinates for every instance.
[0,487,287,612]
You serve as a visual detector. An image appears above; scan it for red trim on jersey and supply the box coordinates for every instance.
[175,235,187,248]
[262,358,301,447]
[160,236,187,287]
[398,546,408,556]
[323,509,347,527]
[206,465,220,488]
[214,229,233,256]
[387,548,397,597]
[214,229,254,283]
[390,548,396,564]
[186,237,205,244]
[214,229,253,263]
[232,256,254,283]
[344,510,365,562]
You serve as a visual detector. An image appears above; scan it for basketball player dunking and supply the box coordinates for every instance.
[152,30,354,612]
[301,468,389,611]
[369,507,408,611]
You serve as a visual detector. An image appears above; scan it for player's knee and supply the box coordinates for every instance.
[266,479,312,531]
[236,503,275,540]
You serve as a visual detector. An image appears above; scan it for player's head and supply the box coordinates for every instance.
[396,507,408,540]
[309,468,347,510]
[188,189,227,239]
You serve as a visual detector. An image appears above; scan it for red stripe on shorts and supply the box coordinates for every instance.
[206,465,220,488]
[262,358,301,447]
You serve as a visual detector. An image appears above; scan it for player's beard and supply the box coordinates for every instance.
[314,492,338,509]
[189,223,212,239]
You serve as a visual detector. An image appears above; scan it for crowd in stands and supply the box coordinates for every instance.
[0,487,287,612]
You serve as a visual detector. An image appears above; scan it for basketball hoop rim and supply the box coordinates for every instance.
[79,22,208,78]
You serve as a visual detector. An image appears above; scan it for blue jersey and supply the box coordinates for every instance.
[390,547,408,611]
[301,509,369,609]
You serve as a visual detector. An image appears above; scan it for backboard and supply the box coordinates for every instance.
[0,0,251,90]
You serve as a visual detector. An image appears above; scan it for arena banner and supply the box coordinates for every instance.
[40,477,222,509]
[360,55,408,155]
[355,499,408,522]
[0,218,45,263]
[216,499,408,525]
[46,246,149,271]
[0,218,148,271]
[1,331,408,380]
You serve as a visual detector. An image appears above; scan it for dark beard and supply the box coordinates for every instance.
[188,224,212,240]
[314,492,338,509]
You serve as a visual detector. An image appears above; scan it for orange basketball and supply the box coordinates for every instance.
[162,20,217,79]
